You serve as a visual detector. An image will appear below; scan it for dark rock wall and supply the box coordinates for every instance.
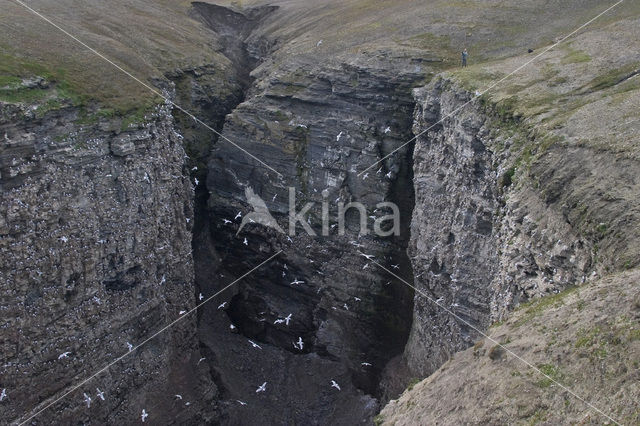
[189,4,426,420]
[404,77,593,377]
[0,100,217,423]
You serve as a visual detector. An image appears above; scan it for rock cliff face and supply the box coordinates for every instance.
[404,78,593,377]
[0,98,217,423]
[189,3,425,422]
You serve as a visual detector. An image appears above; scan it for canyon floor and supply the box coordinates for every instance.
[1,0,639,425]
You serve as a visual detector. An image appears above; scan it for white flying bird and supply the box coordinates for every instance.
[192,166,198,171]
[284,314,292,325]
[179,310,187,315]
[223,219,232,224]
[175,394,183,400]
[230,324,236,330]
[272,194,277,201]
[361,362,372,366]
[83,393,91,408]
[256,382,267,393]
[218,302,227,310]
[294,337,304,350]
[343,304,349,311]
[362,173,369,180]
[141,409,148,422]
[354,297,361,302]
[274,318,285,325]
[58,352,71,359]
[376,167,383,174]
[60,236,68,243]
[385,171,392,179]
[360,253,375,260]
[290,278,304,285]
[336,131,343,141]
[198,357,206,365]
[199,293,204,301]
[235,212,242,220]
[194,178,199,186]
[316,40,323,47]
[127,342,133,352]
[96,388,105,401]
[237,400,247,405]
[243,238,248,246]
[0,388,6,401]
[331,380,341,391]
[384,126,391,134]
[248,340,262,349]
[391,264,400,269]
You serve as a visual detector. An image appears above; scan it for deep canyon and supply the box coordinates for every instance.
[1,1,639,425]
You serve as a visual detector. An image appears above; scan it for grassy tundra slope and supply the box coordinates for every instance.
[1,0,230,113]
[1,0,635,111]
[379,269,640,425]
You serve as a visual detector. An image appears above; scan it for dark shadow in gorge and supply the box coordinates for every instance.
[173,2,421,423]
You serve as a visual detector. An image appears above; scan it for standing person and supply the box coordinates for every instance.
[461,48,468,67]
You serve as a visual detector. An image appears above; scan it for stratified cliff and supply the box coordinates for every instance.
[0,96,218,423]
[192,4,421,423]
[404,78,592,377]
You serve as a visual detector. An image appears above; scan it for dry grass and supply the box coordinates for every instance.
[1,0,228,112]
[3,0,635,113]
[380,269,640,425]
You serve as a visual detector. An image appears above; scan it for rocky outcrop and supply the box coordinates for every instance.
[403,77,593,377]
[0,98,217,424]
